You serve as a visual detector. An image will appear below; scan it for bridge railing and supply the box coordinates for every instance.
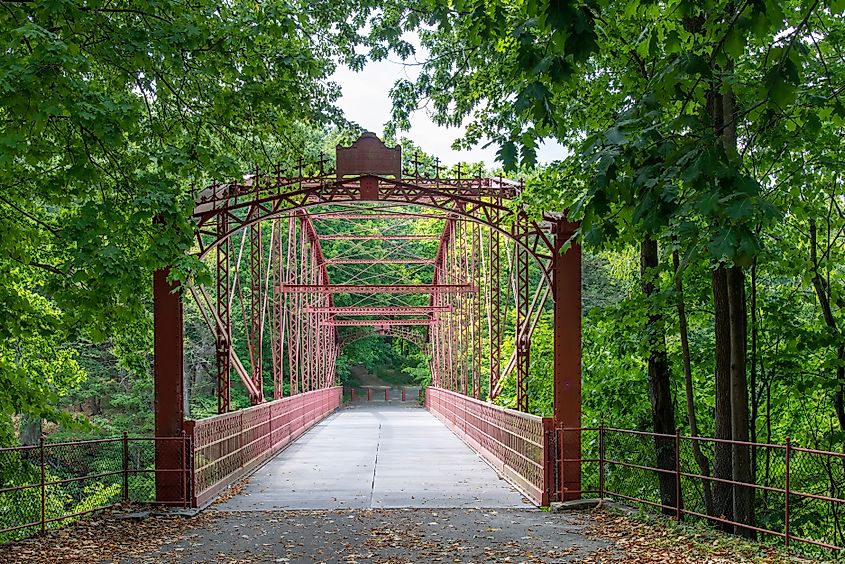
[424,386,551,505]
[185,386,342,507]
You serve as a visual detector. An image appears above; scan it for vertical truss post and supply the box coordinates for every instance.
[457,217,468,396]
[215,213,231,414]
[471,221,482,399]
[271,218,286,399]
[248,220,263,403]
[488,219,501,400]
[553,219,582,499]
[309,240,318,389]
[287,216,300,395]
[448,218,457,391]
[299,218,311,392]
[515,214,531,413]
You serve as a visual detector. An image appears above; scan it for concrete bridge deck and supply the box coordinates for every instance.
[213,404,528,511]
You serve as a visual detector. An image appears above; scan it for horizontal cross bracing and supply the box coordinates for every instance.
[314,213,446,220]
[304,306,451,315]
[319,235,439,241]
[321,319,436,326]
[277,284,474,294]
[327,258,434,264]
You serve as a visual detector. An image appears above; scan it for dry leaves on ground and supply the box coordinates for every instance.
[0,506,213,564]
[580,509,794,563]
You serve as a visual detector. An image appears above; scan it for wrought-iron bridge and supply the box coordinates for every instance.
[152,132,582,507]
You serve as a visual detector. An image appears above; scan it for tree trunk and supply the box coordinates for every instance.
[641,238,679,515]
[809,219,845,435]
[674,251,714,516]
[750,260,759,483]
[712,265,734,531]
[727,266,755,538]
[19,415,41,446]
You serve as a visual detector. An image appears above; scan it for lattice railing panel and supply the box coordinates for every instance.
[425,386,550,505]
[187,387,342,507]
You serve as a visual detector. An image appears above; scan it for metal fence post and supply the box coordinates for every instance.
[39,437,46,534]
[785,437,791,548]
[599,423,605,499]
[181,431,188,508]
[367,388,372,402]
[122,432,129,503]
[675,428,681,522]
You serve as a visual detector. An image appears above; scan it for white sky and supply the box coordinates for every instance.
[331,56,566,168]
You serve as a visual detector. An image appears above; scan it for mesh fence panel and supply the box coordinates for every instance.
[0,437,187,542]
[0,445,43,541]
[789,447,845,549]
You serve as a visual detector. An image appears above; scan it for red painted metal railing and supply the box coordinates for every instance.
[425,386,550,505]
[185,387,342,507]
[0,435,188,541]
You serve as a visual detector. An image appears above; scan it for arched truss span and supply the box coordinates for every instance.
[184,132,578,417]
[192,178,556,285]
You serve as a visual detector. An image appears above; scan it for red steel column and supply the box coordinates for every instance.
[553,218,582,500]
[154,267,185,504]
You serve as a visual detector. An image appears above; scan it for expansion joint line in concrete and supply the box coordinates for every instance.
[369,422,382,507]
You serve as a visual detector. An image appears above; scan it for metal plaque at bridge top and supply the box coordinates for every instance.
[336,132,401,179]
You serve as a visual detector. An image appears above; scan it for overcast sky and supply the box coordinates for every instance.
[330,55,565,168]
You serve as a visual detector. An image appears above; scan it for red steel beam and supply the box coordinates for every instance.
[315,213,446,220]
[304,306,452,315]
[278,284,474,294]
[322,319,437,326]
[327,258,434,265]
[319,235,439,240]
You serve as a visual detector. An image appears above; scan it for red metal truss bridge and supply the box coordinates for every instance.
[152,132,582,507]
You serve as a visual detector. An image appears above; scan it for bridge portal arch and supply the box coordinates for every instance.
[153,132,581,504]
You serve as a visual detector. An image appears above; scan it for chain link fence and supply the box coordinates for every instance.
[0,435,188,542]
[561,426,845,557]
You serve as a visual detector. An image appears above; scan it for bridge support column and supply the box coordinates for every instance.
[553,219,581,501]
[154,267,186,504]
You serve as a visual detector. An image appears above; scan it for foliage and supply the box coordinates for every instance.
[0,0,366,439]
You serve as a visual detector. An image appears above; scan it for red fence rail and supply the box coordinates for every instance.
[0,435,188,542]
[557,426,845,553]
[185,387,342,507]
[425,386,549,504]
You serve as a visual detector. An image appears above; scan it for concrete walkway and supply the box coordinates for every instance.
[213,404,528,511]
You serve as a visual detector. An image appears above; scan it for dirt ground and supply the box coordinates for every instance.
[0,506,794,563]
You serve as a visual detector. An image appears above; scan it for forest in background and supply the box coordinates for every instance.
[1,0,844,549]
